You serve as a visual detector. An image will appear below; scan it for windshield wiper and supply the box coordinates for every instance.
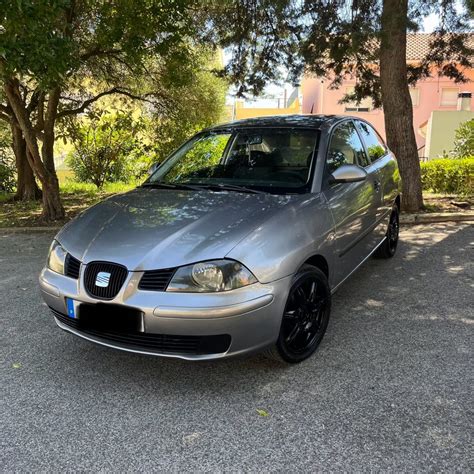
[142,181,267,194]
[183,183,267,194]
[141,182,202,191]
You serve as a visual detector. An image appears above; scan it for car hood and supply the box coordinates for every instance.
[57,187,301,270]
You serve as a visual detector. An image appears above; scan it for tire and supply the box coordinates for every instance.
[374,206,399,259]
[264,264,331,364]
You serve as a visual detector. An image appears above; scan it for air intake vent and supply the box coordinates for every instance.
[51,308,231,355]
[84,261,128,300]
[138,268,176,291]
[65,254,81,279]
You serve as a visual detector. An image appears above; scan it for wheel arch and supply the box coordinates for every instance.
[303,254,329,280]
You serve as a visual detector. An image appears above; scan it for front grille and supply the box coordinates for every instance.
[65,254,81,279]
[84,261,128,300]
[138,268,176,291]
[51,308,231,355]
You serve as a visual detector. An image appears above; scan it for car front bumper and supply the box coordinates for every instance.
[39,267,291,360]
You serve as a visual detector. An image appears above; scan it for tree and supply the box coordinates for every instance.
[67,112,147,189]
[150,49,228,162]
[0,0,195,220]
[207,0,473,211]
[0,90,41,200]
[62,46,227,186]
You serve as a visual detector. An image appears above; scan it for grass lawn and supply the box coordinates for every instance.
[0,181,135,228]
[0,185,472,228]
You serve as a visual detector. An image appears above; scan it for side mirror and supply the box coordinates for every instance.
[148,162,160,176]
[329,164,367,184]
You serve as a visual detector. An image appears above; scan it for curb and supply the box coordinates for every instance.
[400,212,474,225]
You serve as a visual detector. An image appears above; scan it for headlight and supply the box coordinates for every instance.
[47,241,67,275]
[167,259,257,292]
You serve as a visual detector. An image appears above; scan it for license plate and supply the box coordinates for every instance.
[79,303,142,332]
[66,298,77,319]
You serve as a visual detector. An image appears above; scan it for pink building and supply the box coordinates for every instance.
[302,34,474,156]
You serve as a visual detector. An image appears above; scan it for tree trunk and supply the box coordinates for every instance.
[41,173,64,221]
[380,0,423,212]
[11,123,42,201]
[4,79,65,221]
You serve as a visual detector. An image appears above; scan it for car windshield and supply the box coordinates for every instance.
[146,128,319,194]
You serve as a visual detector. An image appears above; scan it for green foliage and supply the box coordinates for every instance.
[204,2,472,108]
[164,133,231,182]
[0,159,15,193]
[151,49,228,163]
[0,0,194,88]
[67,112,150,188]
[420,158,474,196]
[0,123,15,193]
[367,145,386,161]
[62,47,228,187]
[452,119,474,159]
[60,180,136,196]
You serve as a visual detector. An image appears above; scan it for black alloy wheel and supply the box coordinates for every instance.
[266,265,331,363]
[375,205,399,259]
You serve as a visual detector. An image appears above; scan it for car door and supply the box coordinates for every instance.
[322,120,380,286]
[355,120,392,241]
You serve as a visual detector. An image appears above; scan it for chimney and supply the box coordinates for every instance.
[457,92,472,111]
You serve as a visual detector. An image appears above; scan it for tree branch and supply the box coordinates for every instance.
[80,47,123,61]
[59,95,82,103]
[27,89,44,113]
[57,87,159,118]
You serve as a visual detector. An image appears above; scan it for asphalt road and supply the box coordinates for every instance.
[1,223,473,472]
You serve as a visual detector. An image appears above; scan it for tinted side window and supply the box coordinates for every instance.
[327,122,369,173]
[357,121,387,163]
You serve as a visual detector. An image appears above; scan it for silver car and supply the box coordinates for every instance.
[39,115,400,363]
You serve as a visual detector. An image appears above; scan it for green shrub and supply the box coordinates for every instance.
[0,121,16,194]
[452,119,474,158]
[420,158,474,196]
[67,113,150,189]
[0,158,16,193]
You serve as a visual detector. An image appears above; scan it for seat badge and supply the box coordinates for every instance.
[95,271,111,288]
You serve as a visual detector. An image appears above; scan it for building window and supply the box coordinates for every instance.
[440,88,459,107]
[344,86,373,112]
[409,88,420,107]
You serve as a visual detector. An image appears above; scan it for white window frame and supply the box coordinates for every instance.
[440,87,459,107]
[409,87,420,107]
[344,86,373,113]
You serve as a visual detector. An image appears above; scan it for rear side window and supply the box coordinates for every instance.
[357,121,387,163]
[327,121,370,173]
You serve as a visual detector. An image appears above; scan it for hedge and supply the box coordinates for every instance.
[420,158,474,196]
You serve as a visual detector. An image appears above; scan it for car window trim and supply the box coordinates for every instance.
[354,119,389,166]
[149,127,321,195]
[323,118,351,186]
[323,118,369,185]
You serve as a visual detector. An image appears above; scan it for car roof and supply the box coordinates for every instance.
[208,114,353,132]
